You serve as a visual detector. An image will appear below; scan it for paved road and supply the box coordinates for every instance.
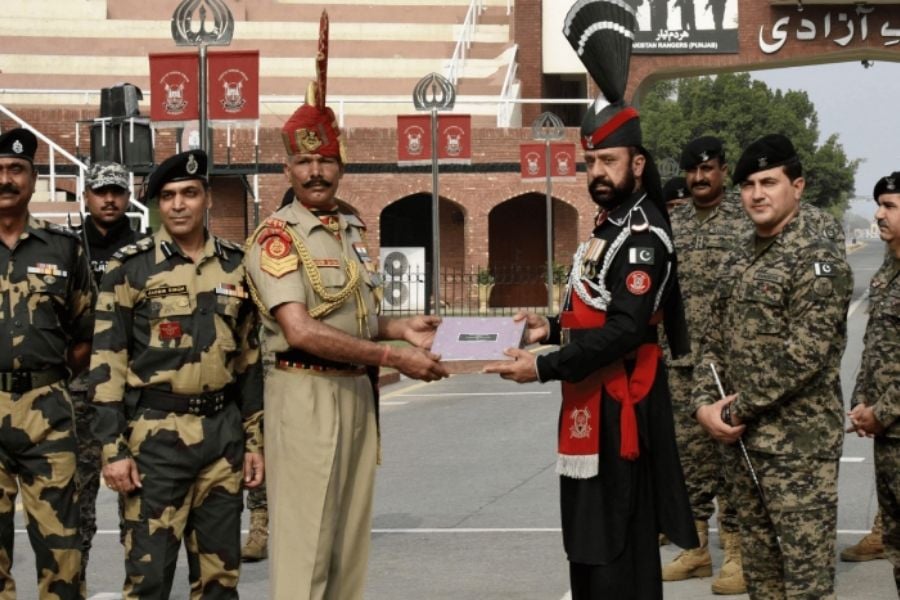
[7,240,896,599]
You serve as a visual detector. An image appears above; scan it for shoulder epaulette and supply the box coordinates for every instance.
[216,237,245,254]
[264,217,287,230]
[43,221,81,241]
[112,236,154,262]
[345,214,366,229]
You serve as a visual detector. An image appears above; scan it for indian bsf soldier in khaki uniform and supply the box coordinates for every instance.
[847,171,900,593]
[662,137,750,594]
[693,134,852,599]
[68,161,144,581]
[87,150,264,599]
[244,12,446,599]
[0,128,95,598]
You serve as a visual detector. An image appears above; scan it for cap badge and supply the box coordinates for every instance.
[297,128,323,153]
[12,140,23,154]
[758,156,768,168]
[186,154,199,175]
[699,151,709,162]
[888,178,896,191]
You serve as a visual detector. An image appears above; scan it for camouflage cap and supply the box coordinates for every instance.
[86,161,129,191]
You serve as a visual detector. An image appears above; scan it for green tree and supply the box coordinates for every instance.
[638,73,858,215]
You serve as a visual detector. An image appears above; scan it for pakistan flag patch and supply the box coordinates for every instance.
[628,247,655,265]
[814,262,836,277]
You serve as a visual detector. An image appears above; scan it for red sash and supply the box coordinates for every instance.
[557,293,661,478]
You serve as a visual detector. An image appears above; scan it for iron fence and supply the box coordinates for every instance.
[379,264,570,317]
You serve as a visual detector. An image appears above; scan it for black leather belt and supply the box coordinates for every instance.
[139,388,229,417]
[0,366,68,394]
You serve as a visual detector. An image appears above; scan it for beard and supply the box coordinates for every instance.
[589,167,636,208]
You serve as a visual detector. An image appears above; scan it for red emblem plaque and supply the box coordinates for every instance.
[159,322,183,340]
[626,271,651,295]
[263,233,291,259]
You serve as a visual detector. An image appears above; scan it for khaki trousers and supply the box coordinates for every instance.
[265,368,377,600]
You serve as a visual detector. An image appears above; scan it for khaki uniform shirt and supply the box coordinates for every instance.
[691,210,852,459]
[851,255,900,438]
[88,228,263,465]
[668,197,751,368]
[0,216,94,371]
[244,201,380,354]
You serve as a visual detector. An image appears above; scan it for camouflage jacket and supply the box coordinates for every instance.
[88,228,263,465]
[691,209,852,459]
[851,254,900,438]
[0,216,95,371]
[803,202,846,257]
[667,196,751,368]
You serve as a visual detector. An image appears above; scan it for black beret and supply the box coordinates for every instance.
[874,171,900,201]
[732,134,799,184]
[145,150,208,201]
[663,176,689,202]
[0,128,37,163]
[680,136,725,170]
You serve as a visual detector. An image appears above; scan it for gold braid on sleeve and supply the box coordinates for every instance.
[244,222,361,321]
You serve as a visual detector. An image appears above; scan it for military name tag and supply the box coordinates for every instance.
[313,259,341,268]
[27,263,67,278]
[146,285,188,298]
[814,262,836,277]
[628,247,655,265]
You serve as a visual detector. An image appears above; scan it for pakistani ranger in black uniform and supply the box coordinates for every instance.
[485,3,696,597]
[0,128,95,598]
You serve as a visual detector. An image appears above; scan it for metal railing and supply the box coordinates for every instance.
[444,0,486,86]
[0,102,150,231]
[381,264,569,317]
[497,43,519,127]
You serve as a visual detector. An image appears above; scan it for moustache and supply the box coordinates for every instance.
[303,178,332,189]
[691,181,710,188]
[589,177,614,190]
[878,219,888,228]
[0,184,20,195]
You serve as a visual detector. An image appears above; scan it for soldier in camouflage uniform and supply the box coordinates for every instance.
[87,150,264,599]
[662,137,750,594]
[693,134,852,599]
[68,161,144,581]
[244,14,446,598]
[847,171,900,593]
[0,128,95,598]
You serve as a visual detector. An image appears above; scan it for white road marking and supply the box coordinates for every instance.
[87,594,123,600]
[390,391,553,398]
[381,401,409,406]
[840,456,866,463]
[560,592,572,600]
[848,289,869,319]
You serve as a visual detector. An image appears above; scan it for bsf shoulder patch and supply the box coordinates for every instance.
[814,262,836,277]
[259,229,299,278]
[628,247,655,265]
[626,270,652,295]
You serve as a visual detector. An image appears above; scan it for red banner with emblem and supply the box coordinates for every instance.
[520,142,578,181]
[397,115,472,165]
[208,50,260,121]
[149,52,200,122]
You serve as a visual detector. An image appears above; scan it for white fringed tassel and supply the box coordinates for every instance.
[556,454,599,479]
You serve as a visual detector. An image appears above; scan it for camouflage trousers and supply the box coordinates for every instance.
[245,482,267,511]
[875,437,900,594]
[68,388,102,577]
[669,366,737,532]
[121,402,245,600]
[726,449,838,600]
[0,382,82,599]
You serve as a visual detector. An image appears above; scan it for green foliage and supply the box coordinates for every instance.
[477,267,495,285]
[640,73,858,214]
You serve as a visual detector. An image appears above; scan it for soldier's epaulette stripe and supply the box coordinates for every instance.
[344,214,366,229]
[112,237,154,261]
[43,221,81,241]
[216,237,245,254]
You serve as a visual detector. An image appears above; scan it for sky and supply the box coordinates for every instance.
[751,61,900,221]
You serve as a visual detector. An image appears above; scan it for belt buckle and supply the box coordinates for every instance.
[188,397,202,415]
